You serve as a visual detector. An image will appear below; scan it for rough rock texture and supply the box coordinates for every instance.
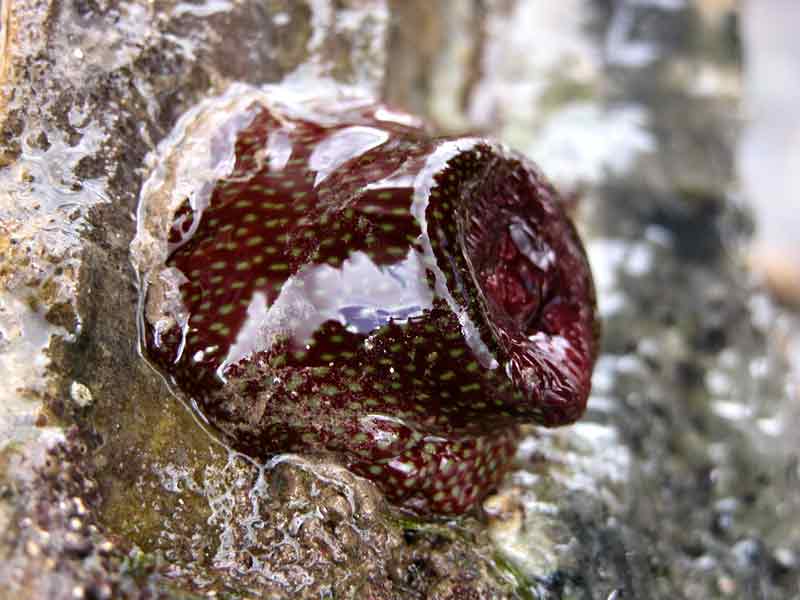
[0,430,163,599]
[0,0,798,599]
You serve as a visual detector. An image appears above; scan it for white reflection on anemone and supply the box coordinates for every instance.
[216,248,433,380]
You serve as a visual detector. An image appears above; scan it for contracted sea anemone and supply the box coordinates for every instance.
[140,90,599,515]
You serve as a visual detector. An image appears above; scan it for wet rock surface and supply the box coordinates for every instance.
[0,0,798,599]
[0,429,154,599]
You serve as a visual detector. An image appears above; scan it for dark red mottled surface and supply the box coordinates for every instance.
[143,96,598,515]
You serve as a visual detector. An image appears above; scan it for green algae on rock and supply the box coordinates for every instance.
[135,85,598,516]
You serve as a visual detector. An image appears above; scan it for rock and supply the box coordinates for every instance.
[0,429,127,600]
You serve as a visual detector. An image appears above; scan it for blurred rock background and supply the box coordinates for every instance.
[740,0,800,308]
